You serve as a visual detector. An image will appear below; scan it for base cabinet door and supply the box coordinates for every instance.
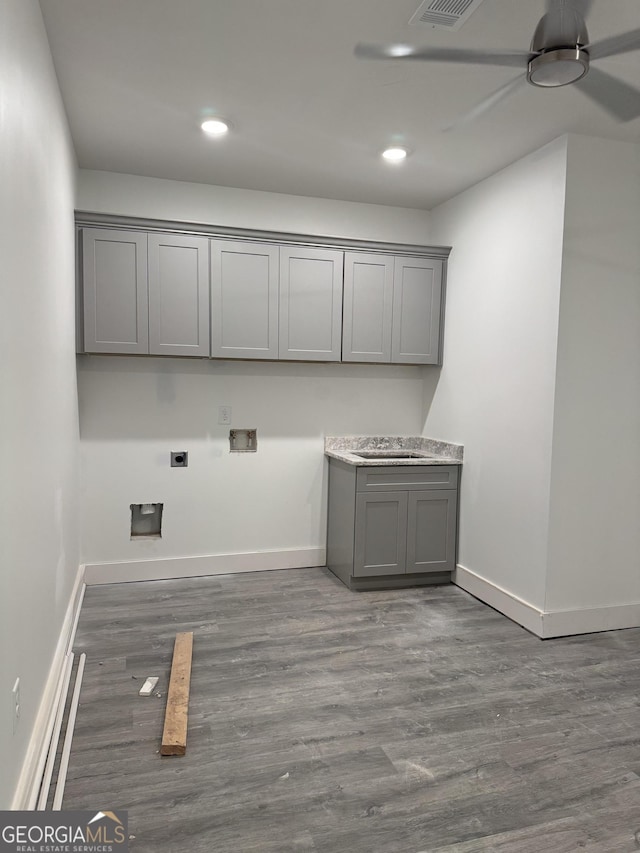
[148,233,210,357]
[406,489,457,574]
[82,228,148,354]
[354,491,408,577]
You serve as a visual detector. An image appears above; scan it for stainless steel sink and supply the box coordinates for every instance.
[353,450,434,460]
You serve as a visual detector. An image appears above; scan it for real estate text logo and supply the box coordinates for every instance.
[0,810,128,853]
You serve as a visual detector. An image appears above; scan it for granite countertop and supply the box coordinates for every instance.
[324,436,463,467]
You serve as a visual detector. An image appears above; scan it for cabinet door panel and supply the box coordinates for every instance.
[279,247,343,361]
[342,252,394,363]
[354,492,408,577]
[406,489,457,574]
[148,234,209,357]
[82,228,148,354]
[211,240,279,359]
[391,257,443,365]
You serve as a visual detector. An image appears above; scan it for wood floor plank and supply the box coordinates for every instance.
[63,569,640,852]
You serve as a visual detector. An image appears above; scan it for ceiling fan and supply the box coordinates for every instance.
[355,0,640,125]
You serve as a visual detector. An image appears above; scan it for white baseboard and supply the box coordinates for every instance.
[11,564,86,810]
[541,602,640,638]
[84,547,326,585]
[454,564,640,639]
[453,564,544,637]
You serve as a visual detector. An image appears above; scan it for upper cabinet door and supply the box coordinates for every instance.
[82,228,148,354]
[279,247,344,361]
[148,233,210,357]
[342,253,394,363]
[211,240,279,360]
[391,257,444,365]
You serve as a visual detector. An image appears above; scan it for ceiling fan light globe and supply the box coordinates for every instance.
[527,49,589,88]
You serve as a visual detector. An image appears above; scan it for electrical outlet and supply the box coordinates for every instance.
[218,405,232,425]
[170,451,188,467]
[12,678,20,735]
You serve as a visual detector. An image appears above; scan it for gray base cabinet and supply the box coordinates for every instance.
[327,460,459,590]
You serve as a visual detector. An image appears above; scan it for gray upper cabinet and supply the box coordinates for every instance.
[148,233,210,357]
[82,228,148,354]
[391,256,444,365]
[78,217,449,365]
[342,252,394,363]
[279,247,344,361]
[342,252,444,365]
[211,240,279,360]
[82,227,209,357]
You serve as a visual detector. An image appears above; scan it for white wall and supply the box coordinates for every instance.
[0,0,79,807]
[423,137,569,611]
[77,169,433,245]
[76,171,432,572]
[79,358,424,567]
[545,136,640,613]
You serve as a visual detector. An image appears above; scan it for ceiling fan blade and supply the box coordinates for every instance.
[354,43,528,68]
[576,66,640,121]
[587,27,640,60]
[445,75,527,131]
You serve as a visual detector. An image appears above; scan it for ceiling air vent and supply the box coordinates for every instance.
[409,0,487,30]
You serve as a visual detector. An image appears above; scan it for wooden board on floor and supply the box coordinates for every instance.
[160,631,193,756]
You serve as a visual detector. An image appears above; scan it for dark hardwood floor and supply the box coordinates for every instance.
[64,568,640,852]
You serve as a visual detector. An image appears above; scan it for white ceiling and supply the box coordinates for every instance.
[39,0,640,210]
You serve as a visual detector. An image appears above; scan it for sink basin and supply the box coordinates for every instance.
[353,450,434,460]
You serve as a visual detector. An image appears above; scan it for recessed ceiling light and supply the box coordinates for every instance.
[388,44,414,58]
[201,118,230,135]
[382,146,409,162]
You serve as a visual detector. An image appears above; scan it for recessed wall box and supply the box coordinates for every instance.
[229,429,257,452]
[171,451,188,467]
[131,503,163,538]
